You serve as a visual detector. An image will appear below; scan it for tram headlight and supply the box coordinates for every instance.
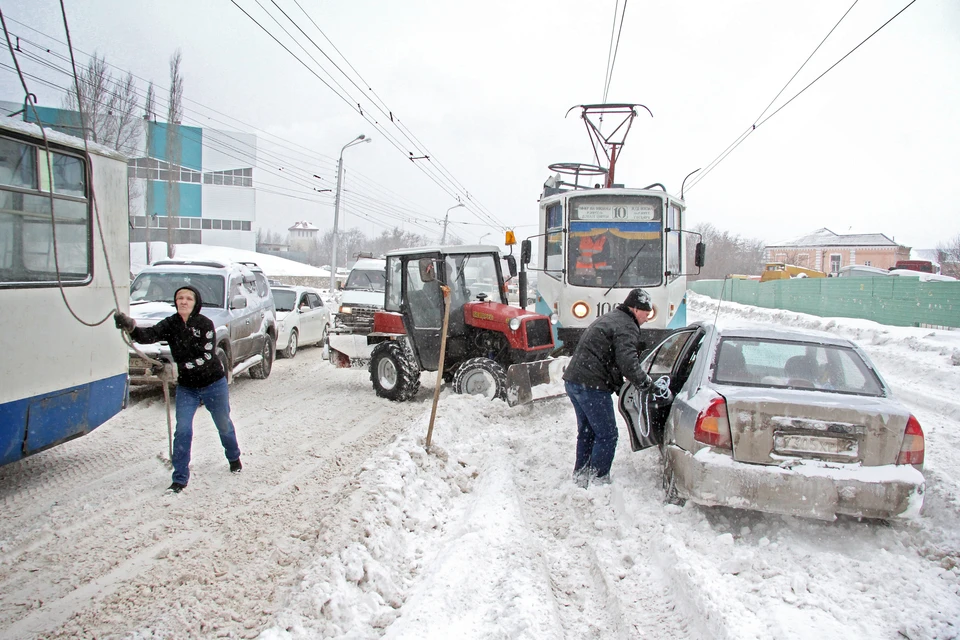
[508,317,521,331]
[647,305,658,322]
[550,313,559,325]
[571,301,590,319]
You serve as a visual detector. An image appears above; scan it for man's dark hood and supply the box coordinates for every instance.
[174,285,203,318]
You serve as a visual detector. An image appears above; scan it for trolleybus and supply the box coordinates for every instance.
[0,117,130,467]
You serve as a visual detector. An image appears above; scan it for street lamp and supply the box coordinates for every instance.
[478,232,492,245]
[441,203,465,244]
[330,134,371,292]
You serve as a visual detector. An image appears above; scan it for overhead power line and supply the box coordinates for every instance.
[229,0,508,231]
[684,0,917,195]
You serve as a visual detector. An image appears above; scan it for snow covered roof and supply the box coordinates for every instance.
[767,228,902,249]
[288,221,320,231]
[130,242,331,278]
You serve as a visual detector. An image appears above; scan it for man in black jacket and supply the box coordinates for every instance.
[562,288,654,486]
[115,285,242,493]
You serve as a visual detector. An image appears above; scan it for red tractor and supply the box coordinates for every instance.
[367,245,560,404]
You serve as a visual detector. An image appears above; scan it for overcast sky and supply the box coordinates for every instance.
[3,0,958,250]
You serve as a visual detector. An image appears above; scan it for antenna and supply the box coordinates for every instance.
[713,276,730,325]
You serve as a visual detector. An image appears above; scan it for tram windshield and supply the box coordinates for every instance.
[130,272,227,308]
[566,195,664,288]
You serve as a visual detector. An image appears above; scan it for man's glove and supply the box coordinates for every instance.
[114,311,135,333]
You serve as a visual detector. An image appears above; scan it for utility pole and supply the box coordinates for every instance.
[330,134,371,292]
[441,203,465,244]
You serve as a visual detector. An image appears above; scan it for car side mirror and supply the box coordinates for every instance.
[231,295,248,310]
[419,258,437,283]
[505,255,517,278]
[520,239,532,266]
[694,242,706,268]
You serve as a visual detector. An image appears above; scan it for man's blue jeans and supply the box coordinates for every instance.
[565,381,618,479]
[173,377,241,485]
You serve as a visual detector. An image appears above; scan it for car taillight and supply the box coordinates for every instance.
[694,397,732,449]
[897,415,924,466]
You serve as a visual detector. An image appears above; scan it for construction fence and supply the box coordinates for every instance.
[688,277,960,329]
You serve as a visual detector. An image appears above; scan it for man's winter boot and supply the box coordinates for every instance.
[167,482,186,493]
[229,459,242,473]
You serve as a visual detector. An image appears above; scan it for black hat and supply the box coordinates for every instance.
[622,288,653,311]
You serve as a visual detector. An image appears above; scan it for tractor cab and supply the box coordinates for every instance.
[368,245,558,403]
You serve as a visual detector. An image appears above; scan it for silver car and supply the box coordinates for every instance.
[619,322,925,521]
[272,286,331,358]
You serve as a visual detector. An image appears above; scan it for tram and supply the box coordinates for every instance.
[519,104,705,351]
[0,117,130,467]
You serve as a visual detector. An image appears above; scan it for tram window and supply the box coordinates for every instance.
[0,138,38,189]
[545,231,563,275]
[666,205,681,277]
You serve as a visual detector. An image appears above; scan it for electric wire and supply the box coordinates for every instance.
[6,22,447,227]
[281,0,507,230]
[0,6,118,327]
[232,0,507,231]
[684,0,916,195]
[602,0,628,103]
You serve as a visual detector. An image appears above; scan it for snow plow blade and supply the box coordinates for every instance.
[505,356,570,406]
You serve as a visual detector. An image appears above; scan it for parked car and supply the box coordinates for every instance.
[618,322,925,521]
[127,259,277,384]
[272,285,331,358]
[328,257,386,367]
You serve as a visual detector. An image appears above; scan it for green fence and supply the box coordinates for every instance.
[689,277,960,329]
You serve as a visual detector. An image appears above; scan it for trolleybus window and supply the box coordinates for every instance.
[0,136,90,286]
[567,195,663,288]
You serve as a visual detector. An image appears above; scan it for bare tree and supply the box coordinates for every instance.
[165,50,184,258]
[61,52,142,155]
[143,81,156,122]
[686,223,766,280]
[936,233,960,279]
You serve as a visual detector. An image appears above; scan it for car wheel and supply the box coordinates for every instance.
[283,330,299,359]
[369,341,421,401]
[216,345,231,383]
[660,450,685,506]
[250,336,275,379]
[452,357,507,401]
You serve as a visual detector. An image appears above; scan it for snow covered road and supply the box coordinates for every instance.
[1,295,959,639]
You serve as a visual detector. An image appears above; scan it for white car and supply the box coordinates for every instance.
[272,286,331,358]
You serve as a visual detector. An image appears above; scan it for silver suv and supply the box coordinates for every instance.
[127,259,277,384]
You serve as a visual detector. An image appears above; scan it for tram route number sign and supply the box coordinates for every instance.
[576,203,656,221]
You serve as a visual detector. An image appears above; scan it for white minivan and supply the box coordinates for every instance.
[272,285,331,358]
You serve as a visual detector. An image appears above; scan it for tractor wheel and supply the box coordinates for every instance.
[370,341,421,401]
[453,357,507,401]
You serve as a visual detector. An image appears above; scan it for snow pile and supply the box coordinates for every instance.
[259,294,960,639]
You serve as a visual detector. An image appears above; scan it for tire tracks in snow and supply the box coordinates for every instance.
[0,349,425,639]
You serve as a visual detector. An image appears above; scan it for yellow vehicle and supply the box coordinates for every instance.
[760,262,827,282]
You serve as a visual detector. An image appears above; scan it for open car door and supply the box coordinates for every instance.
[619,328,702,451]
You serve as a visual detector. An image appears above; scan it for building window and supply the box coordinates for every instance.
[202,219,212,229]
[864,260,872,266]
[830,254,841,273]
[212,219,222,230]
[242,221,251,231]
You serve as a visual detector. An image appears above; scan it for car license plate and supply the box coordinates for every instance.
[774,433,858,459]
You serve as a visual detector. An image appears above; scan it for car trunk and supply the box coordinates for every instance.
[720,386,910,466]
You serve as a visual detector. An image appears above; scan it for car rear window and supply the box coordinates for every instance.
[712,337,884,396]
[273,289,296,311]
